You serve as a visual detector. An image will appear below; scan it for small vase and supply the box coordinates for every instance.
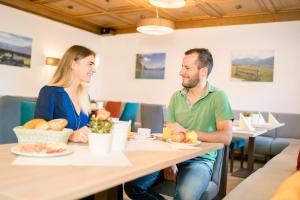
[88,132,112,154]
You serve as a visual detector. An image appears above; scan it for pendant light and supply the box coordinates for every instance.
[136,8,175,35]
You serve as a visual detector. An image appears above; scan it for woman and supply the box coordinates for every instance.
[35,45,96,143]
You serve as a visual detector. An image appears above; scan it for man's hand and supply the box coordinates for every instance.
[69,126,90,143]
[166,122,187,133]
[163,165,178,182]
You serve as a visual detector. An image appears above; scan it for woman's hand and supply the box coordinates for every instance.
[163,165,178,182]
[69,126,90,143]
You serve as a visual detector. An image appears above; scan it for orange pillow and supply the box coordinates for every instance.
[271,171,300,200]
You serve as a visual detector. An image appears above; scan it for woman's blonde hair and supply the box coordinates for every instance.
[49,45,96,115]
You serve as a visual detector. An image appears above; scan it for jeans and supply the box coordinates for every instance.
[124,157,213,200]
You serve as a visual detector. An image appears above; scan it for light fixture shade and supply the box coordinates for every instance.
[149,0,186,9]
[137,18,175,35]
[45,57,60,66]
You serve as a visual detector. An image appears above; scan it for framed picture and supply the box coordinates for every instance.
[0,31,32,68]
[231,50,274,82]
[135,53,166,79]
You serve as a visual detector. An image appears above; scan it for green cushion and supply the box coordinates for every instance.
[20,101,36,125]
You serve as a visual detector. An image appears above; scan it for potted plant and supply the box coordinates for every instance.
[88,109,113,154]
[242,111,253,123]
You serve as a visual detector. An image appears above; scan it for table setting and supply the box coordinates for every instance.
[9,109,205,167]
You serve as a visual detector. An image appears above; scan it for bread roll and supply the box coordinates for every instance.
[96,109,111,121]
[35,121,49,130]
[23,119,46,129]
[48,119,68,131]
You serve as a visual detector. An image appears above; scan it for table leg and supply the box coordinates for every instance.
[232,137,256,178]
[94,184,123,200]
[247,137,255,171]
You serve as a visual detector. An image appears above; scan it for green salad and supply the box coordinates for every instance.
[89,116,113,134]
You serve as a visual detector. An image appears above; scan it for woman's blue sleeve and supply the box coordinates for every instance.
[34,86,55,121]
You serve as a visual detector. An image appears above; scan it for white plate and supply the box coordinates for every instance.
[152,133,163,138]
[133,134,156,141]
[11,146,73,157]
[168,140,202,147]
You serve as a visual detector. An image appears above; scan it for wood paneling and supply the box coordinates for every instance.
[1,0,300,35]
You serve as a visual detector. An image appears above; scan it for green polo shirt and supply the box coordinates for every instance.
[167,82,234,162]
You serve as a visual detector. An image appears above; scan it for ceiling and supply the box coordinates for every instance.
[1,0,300,35]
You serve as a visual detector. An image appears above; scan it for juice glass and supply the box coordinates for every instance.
[163,127,171,140]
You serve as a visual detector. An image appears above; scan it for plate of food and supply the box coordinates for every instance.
[11,143,73,157]
[168,131,201,147]
[168,140,202,147]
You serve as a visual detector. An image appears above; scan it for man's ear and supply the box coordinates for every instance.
[200,67,208,77]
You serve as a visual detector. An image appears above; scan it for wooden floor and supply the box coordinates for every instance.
[227,159,264,194]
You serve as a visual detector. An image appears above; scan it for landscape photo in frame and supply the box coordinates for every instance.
[135,53,166,79]
[0,31,32,68]
[231,50,274,82]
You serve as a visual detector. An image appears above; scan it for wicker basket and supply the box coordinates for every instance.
[13,126,73,144]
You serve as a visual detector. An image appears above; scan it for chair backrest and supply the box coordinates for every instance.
[212,148,224,189]
[105,101,123,118]
[141,103,164,133]
[200,147,226,200]
[152,146,228,200]
[0,96,36,144]
[119,102,139,131]
[20,101,36,125]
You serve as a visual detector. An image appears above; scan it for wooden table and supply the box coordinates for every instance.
[0,142,223,200]
[232,123,285,178]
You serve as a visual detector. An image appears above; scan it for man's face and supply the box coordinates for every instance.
[180,53,201,88]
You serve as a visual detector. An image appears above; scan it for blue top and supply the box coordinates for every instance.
[34,86,89,130]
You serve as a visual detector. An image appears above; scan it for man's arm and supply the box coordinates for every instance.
[196,120,232,146]
[167,120,232,145]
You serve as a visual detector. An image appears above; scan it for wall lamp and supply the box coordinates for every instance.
[45,57,60,66]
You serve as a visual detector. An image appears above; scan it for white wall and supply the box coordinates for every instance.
[0,5,102,97]
[99,21,300,114]
[1,4,300,114]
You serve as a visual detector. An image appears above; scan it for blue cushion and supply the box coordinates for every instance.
[119,102,139,131]
[0,96,36,144]
[20,101,36,125]
[254,136,273,155]
[230,137,246,149]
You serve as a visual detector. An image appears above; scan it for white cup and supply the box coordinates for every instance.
[137,128,151,137]
[88,133,112,154]
[97,101,104,109]
[111,121,130,151]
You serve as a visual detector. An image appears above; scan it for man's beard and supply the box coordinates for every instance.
[182,74,200,89]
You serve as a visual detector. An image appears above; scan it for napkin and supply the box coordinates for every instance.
[239,113,255,131]
[258,112,266,124]
[268,112,280,124]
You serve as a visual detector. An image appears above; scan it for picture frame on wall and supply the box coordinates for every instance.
[135,52,166,79]
[231,50,274,82]
[0,31,32,68]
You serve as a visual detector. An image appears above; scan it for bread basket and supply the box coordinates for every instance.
[13,126,73,144]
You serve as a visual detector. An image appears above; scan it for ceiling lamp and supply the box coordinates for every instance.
[137,18,174,35]
[149,0,186,9]
[137,9,175,35]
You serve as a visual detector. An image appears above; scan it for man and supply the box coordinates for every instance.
[125,48,233,200]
